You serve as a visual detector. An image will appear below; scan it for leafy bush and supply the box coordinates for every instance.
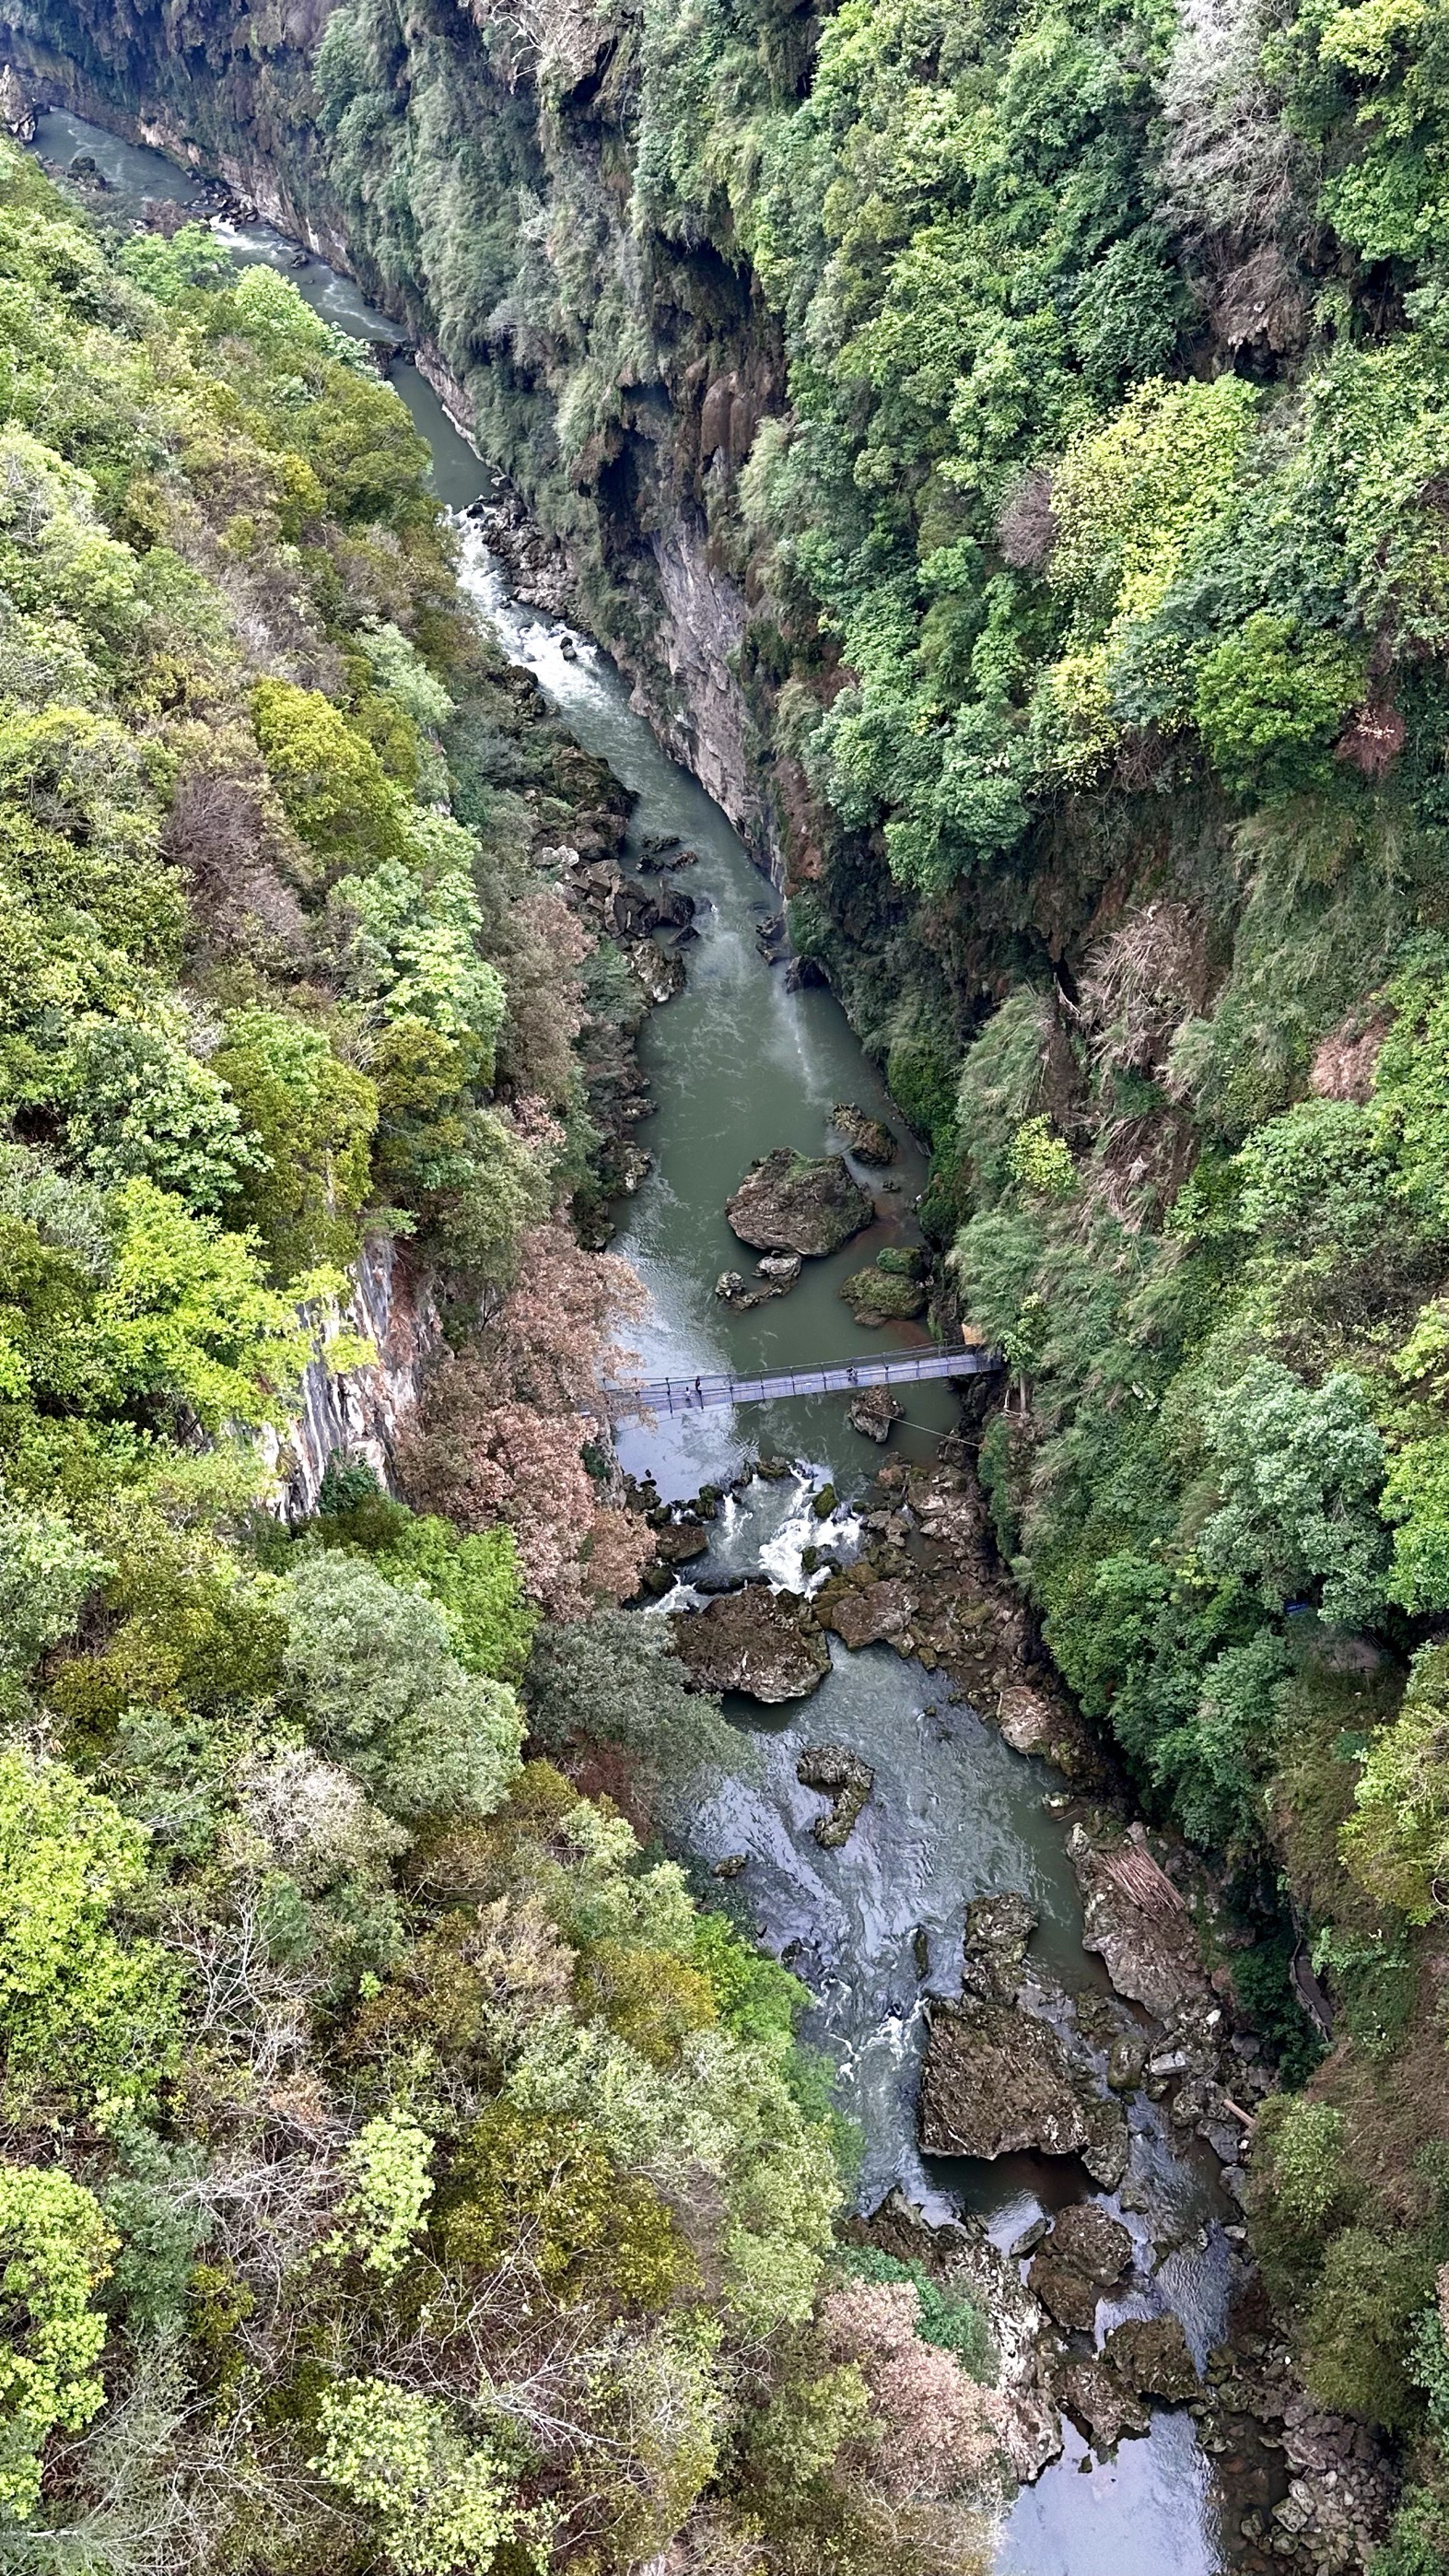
[211,1010,378,1280]
[524,1610,745,1811]
[1198,1358,1389,1625]
[1342,1645,1449,1923]
[0,2164,116,2517]
[0,1749,178,2117]
[311,2379,524,2576]
[278,1552,523,1823]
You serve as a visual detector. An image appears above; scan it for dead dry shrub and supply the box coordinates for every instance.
[1076,899,1209,1078]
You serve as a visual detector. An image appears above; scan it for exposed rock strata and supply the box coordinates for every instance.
[1069,1817,1207,2018]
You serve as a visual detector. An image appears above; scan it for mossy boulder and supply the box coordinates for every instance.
[726,1150,874,1256]
[840,1259,928,1324]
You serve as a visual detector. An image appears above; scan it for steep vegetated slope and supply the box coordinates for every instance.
[14,0,1449,2558]
[0,150,1022,2576]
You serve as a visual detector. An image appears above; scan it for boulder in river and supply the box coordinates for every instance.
[1027,2203,1134,2330]
[919,1994,1089,2160]
[716,1250,802,1310]
[832,1103,898,1164]
[1028,2251,1104,2335]
[671,1583,830,1702]
[653,1518,707,1566]
[962,1891,1038,2000]
[849,1387,902,1442]
[839,1259,928,1323]
[797,1743,873,1847]
[625,940,684,1006]
[1101,2315,1198,2404]
[1048,2201,1134,2284]
[1079,2090,1131,2190]
[1059,2355,1151,2451]
[726,1149,874,1256]
[818,1571,917,1651]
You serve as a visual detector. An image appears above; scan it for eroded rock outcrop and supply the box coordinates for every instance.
[670,1582,830,1702]
[1069,1819,1207,2019]
[839,1257,928,1323]
[725,1149,874,1256]
[715,1251,801,1309]
[831,1103,897,1164]
[919,1994,1091,2161]
[848,1387,902,1441]
[796,1743,873,1847]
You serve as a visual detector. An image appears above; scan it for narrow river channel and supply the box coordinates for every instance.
[31,104,1272,2574]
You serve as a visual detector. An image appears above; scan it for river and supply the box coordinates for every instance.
[29,105,1276,2575]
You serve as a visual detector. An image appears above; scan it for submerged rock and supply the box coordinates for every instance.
[797,1743,873,1847]
[919,1994,1089,2161]
[848,1386,902,1442]
[726,1149,874,1256]
[832,1103,899,1164]
[671,1583,830,1703]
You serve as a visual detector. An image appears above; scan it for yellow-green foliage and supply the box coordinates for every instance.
[1047,378,1258,630]
[437,2100,696,2308]
[0,2165,116,2518]
[0,1747,179,2117]
[251,679,407,874]
[311,2379,526,2576]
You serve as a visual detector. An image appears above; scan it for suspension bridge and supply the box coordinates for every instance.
[603,1342,1003,1417]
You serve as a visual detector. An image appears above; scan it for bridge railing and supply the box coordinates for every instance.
[602,1343,1003,1416]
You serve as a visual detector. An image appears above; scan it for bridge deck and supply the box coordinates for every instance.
[604,1344,1002,1415]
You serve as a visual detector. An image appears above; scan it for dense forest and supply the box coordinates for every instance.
[9,0,1449,2561]
[0,146,1024,2576]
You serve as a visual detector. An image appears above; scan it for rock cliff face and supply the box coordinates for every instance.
[263,1235,439,1518]
[0,0,786,871]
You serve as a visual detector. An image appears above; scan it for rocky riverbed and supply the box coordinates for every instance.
[636,1447,1396,2574]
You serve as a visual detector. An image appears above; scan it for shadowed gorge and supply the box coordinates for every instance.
[6,0,1449,2569]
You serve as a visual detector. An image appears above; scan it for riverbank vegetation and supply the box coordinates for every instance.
[157,0,1449,2552]
[16,0,1449,2538]
[0,149,1014,2576]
